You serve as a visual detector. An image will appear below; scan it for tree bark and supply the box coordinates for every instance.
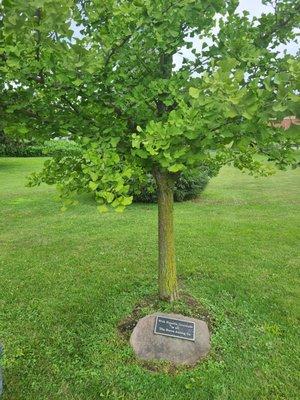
[154,169,179,301]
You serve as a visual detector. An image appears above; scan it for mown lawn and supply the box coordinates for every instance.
[0,157,299,400]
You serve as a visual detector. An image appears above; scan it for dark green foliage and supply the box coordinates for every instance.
[286,124,300,144]
[0,130,42,157]
[174,168,211,202]
[0,133,43,157]
[43,139,82,157]
[0,137,82,158]
[131,167,218,203]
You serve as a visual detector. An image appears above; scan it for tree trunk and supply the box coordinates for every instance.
[154,169,179,301]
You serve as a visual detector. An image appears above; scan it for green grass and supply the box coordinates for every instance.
[0,157,299,400]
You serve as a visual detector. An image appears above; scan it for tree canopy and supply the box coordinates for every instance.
[1,0,299,209]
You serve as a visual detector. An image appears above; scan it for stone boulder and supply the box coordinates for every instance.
[130,312,210,365]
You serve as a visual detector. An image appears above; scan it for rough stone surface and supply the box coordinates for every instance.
[130,312,210,365]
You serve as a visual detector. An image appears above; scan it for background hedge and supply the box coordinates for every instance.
[130,166,218,203]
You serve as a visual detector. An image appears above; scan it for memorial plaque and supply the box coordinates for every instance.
[154,315,195,341]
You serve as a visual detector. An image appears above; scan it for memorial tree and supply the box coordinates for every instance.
[1,0,299,301]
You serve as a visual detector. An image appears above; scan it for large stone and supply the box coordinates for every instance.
[130,312,210,365]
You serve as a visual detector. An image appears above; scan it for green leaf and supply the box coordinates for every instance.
[18,126,28,134]
[90,172,98,182]
[89,181,98,191]
[132,138,141,148]
[74,79,83,86]
[290,94,299,103]
[229,96,240,105]
[115,205,125,213]
[273,104,287,112]
[274,73,290,85]
[133,0,143,7]
[235,70,244,82]
[97,205,108,213]
[168,163,185,173]
[189,87,199,99]
[264,78,272,91]
[224,105,238,118]
[219,57,238,71]
[121,196,133,206]
[105,192,114,203]
[247,102,259,114]
[111,198,120,208]
[242,111,252,120]
[110,137,120,147]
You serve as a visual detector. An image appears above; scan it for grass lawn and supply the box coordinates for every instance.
[0,157,299,400]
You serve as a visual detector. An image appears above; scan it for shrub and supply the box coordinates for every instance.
[0,141,44,157]
[131,166,217,203]
[43,139,82,157]
[0,133,81,157]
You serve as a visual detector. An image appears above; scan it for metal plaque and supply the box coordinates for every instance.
[154,316,195,341]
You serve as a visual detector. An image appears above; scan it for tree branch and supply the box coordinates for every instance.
[259,3,300,44]
[103,34,132,71]
[61,95,80,115]
[34,8,45,84]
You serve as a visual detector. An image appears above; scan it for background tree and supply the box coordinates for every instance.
[1,0,299,301]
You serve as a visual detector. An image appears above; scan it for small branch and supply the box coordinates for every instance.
[103,34,132,71]
[210,119,239,133]
[259,3,300,44]
[61,95,80,115]
[34,8,45,84]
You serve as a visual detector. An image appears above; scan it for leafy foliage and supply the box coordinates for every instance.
[0,0,299,209]
[43,139,82,157]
